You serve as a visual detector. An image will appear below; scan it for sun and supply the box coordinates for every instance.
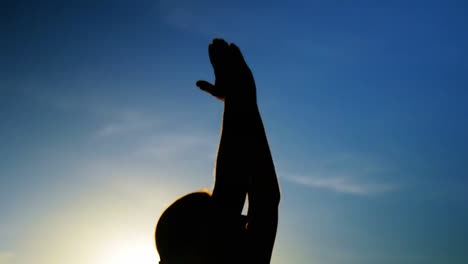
[97,238,159,264]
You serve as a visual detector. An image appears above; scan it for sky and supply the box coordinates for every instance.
[1,0,468,263]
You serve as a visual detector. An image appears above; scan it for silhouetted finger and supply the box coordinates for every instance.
[230,43,247,66]
[209,42,223,68]
[209,43,215,66]
[215,39,231,59]
[210,38,231,68]
[212,38,229,49]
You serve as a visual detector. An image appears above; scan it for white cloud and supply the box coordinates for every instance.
[287,175,396,196]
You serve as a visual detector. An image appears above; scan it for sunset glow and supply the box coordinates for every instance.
[3,1,468,264]
[96,238,158,264]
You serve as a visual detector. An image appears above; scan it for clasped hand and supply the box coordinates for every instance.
[196,39,257,106]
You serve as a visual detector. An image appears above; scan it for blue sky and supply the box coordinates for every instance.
[2,0,468,263]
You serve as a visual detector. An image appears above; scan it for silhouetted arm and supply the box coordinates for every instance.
[210,100,251,214]
[244,105,280,264]
[197,39,251,217]
[197,39,280,264]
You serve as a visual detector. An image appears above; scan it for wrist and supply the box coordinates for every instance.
[224,97,258,114]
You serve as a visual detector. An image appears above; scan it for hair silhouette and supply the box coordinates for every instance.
[156,192,215,262]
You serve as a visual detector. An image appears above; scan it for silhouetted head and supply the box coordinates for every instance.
[155,191,220,264]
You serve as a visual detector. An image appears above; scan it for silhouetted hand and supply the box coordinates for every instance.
[196,39,257,106]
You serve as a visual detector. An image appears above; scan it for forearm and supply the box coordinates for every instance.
[211,101,255,215]
[240,103,279,264]
[212,98,280,209]
[220,99,280,208]
[246,107,280,208]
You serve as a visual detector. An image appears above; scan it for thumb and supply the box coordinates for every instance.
[196,80,225,101]
[196,80,215,93]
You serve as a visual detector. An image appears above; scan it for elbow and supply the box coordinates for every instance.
[273,187,281,206]
[261,185,281,208]
[271,178,281,205]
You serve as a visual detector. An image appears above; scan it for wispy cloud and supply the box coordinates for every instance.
[90,106,219,166]
[287,175,396,196]
[133,131,217,163]
[283,152,398,196]
[96,110,157,137]
[0,251,14,264]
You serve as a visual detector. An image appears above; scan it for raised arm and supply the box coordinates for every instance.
[197,39,280,264]
[196,39,253,216]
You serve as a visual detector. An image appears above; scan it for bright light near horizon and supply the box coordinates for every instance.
[10,162,189,264]
[97,238,159,264]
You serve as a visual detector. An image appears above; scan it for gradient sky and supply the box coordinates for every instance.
[2,1,468,263]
